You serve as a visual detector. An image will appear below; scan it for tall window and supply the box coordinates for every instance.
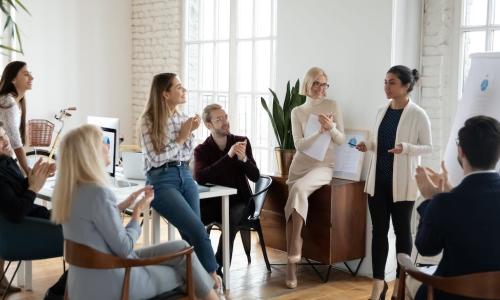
[459,0,500,91]
[184,0,277,173]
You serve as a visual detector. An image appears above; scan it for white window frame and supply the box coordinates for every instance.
[458,0,500,95]
[182,0,277,174]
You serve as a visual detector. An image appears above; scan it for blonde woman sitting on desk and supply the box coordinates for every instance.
[50,125,220,300]
[284,67,345,289]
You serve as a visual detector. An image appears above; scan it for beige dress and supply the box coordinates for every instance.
[284,97,345,221]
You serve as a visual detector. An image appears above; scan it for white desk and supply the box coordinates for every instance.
[34,177,237,290]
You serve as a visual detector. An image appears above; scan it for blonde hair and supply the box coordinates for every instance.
[51,124,108,224]
[202,103,222,123]
[301,67,328,97]
[138,73,177,154]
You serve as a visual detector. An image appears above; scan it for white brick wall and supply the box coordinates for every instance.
[419,0,456,169]
[131,0,182,142]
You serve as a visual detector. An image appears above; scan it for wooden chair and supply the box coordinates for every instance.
[63,240,195,300]
[396,253,500,300]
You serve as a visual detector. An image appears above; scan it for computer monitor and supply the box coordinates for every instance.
[101,127,117,177]
[87,116,120,162]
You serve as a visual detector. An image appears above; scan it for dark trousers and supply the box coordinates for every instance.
[200,196,249,270]
[368,180,414,280]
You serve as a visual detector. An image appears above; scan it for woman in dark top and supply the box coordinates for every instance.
[356,66,432,300]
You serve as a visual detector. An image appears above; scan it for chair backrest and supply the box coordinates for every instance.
[248,175,273,220]
[397,253,500,300]
[0,216,63,261]
[64,240,195,300]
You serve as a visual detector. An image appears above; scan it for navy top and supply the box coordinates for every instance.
[376,107,404,184]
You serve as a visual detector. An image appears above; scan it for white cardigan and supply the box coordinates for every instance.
[364,100,432,202]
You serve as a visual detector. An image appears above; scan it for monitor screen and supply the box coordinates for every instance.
[101,127,117,177]
[87,116,120,164]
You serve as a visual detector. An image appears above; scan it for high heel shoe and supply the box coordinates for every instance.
[380,282,388,300]
[285,262,297,289]
[368,281,388,300]
[286,279,297,289]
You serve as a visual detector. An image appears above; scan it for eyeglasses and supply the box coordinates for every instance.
[312,81,330,89]
[212,115,228,123]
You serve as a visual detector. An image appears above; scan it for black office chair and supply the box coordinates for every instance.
[206,175,273,272]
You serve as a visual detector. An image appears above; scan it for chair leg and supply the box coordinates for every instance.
[1,261,22,300]
[255,223,271,272]
[240,229,251,264]
[206,224,214,235]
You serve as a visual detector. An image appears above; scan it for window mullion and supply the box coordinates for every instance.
[228,0,238,121]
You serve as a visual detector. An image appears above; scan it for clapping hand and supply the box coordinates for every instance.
[177,118,194,145]
[318,113,335,132]
[131,186,154,220]
[415,161,452,199]
[234,140,247,161]
[190,114,201,132]
[28,158,51,193]
[119,185,153,211]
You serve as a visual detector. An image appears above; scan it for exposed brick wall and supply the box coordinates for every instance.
[420,0,456,169]
[131,0,182,142]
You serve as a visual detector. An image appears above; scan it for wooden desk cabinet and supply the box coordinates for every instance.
[261,175,367,265]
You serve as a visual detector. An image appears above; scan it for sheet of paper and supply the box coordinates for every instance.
[334,134,364,173]
[302,114,331,161]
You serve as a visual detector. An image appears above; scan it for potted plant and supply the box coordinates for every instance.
[261,79,306,175]
[0,0,30,54]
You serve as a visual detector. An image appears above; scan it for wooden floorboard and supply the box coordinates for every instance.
[3,218,395,299]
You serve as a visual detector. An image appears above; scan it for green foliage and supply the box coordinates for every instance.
[0,0,30,54]
[260,79,306,149]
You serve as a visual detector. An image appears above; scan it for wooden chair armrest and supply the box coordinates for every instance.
[122,246,194,268]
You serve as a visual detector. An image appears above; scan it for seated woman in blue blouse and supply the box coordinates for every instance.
[50,124,219,300]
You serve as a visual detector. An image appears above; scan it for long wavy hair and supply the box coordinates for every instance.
[51,125,108,224]
[0,61,28,144]
[138,73,177,154]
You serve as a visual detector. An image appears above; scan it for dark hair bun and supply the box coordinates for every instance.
[412,69,420,82]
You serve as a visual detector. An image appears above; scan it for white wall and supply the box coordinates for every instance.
[15,0,133,141]
[276,0,393,133]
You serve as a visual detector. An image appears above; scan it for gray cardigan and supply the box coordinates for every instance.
[63,184,180,300]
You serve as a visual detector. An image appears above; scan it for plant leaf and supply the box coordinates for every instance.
[261,96,283,148]
[271,89,285,147]
[14,0,30,15]
[13,22,23,54]
[0,43,22,53]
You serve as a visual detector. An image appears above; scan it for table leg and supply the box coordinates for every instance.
[222,195,230,290]
[16,262,25,286]
[143,208,150,246]
[152,209,160,244]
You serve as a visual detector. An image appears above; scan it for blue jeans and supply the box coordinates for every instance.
[147,165,218,273]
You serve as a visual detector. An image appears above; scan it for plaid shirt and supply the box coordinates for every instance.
[140,110,194,172]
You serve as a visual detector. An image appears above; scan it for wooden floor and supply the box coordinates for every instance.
[3,218,396,300]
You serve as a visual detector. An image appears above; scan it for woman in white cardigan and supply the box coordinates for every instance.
[356,65,432,300]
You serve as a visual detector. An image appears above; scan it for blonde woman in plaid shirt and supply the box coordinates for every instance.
[139,73,222,291]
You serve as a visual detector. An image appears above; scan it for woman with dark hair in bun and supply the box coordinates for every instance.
[356,65,432,300]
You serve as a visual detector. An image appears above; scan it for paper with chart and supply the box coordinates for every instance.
[302,114,331,161]
[335,133,365,174]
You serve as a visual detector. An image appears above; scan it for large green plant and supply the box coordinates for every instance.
[0,0,30,54]
[260,79,306,150]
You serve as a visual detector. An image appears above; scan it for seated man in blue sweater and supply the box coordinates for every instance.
[411,115,500,300]
[0,122,65,300]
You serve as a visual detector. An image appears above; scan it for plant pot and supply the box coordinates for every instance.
[274,148,296,176]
